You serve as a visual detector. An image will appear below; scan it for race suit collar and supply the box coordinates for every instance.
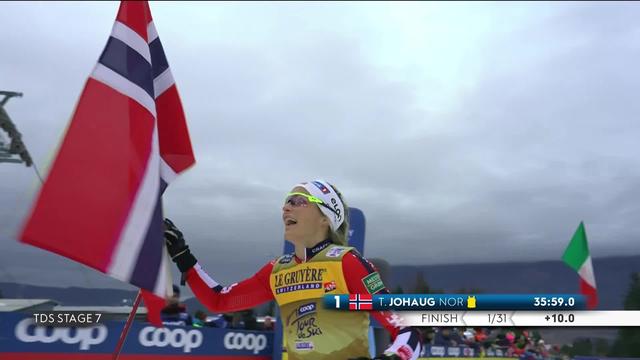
[297,239,332,262]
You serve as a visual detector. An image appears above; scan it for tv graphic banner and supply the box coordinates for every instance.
[324,294,640,326]
[327,294,588,311]
[0,313,273,360]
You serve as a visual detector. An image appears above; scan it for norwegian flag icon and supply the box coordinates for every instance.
[349,294,373,310]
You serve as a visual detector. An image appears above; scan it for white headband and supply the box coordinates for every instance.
[295,180,345,231]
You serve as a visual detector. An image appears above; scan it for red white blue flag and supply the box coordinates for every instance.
[349,294,373,310]
[20,1,195,323]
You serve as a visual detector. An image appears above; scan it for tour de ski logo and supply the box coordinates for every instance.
[287,302,323,340]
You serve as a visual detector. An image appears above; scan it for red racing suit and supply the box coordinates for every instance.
[184,239,422,359]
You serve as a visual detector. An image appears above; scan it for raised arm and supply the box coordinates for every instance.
[165,218,274,313]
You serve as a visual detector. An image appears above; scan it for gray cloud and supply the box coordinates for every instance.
[1,2,639,288]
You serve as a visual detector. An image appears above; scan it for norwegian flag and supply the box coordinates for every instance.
[20,1,194,325]
[349,294,373,310]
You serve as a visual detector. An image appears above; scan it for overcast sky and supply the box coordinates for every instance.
[1,2,639,290]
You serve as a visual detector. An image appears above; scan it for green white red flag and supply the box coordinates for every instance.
[562,222,598,309]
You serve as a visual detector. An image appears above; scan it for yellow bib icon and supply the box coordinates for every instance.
[467,296,476,309]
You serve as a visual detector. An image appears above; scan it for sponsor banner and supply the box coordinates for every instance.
[461,347,475,357]
[0,313,272,357]
[447,347,461,357]
[0,354,271,360]
[428,345,447,357]
[422,345,485,358]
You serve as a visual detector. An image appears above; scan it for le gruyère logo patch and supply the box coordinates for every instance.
[274,267,327,294]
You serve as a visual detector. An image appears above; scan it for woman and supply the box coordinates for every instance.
[165,179,422,360]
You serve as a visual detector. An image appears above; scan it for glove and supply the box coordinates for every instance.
[164,218,197,273]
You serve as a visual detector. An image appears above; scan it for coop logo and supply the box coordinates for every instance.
[139,326,203,353]
[15,318,107,350]
[297,302,316,317]
[223,332,268,354]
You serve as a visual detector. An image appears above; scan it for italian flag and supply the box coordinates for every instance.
[562,222,598,309]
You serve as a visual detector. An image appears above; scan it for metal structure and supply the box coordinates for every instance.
[0,91,32,166]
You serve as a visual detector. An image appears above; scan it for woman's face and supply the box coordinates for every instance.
[282,186,329,243]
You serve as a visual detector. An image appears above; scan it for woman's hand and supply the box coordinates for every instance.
[164,218,197,272]
[164,218,187,258]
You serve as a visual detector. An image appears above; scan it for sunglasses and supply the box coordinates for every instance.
[285,192,323,206]
[284,192,340,217]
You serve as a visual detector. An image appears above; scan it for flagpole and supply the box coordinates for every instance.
[112,290,143,360]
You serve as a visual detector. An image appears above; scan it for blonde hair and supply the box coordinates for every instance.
[326,183,349,246]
